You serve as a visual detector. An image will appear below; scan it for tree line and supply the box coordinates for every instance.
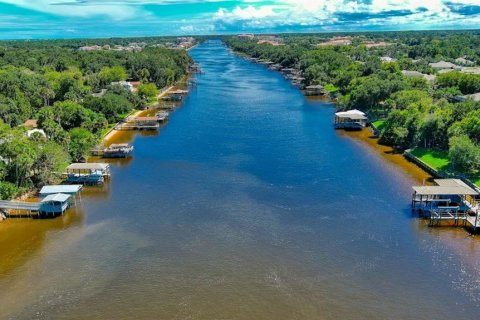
[225,31,480,178]
[0,38,191,199]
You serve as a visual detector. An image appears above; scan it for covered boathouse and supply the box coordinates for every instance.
[117,117,160,131]
[412,179,480,228]
[40,193,72,217]
[0,193,72,218]
[103,143,134,158]
[334,109,368,130]
[39,184,83,205]
[64,163,111,185]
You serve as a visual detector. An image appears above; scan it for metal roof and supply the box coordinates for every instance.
[402,70,424,77]
[66,163,109,170]
[39,185,83,195]
[413,180,478,196]
[434,179,471,188]
[412,186,478,196]
[429,61,457,69]
[41,193,71,203]
[335,109,367,120]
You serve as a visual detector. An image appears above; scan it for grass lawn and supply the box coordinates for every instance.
[473,176,480,188]
[410,147,450,171]
[372,120,386,132]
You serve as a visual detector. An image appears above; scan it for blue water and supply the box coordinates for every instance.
[2,40,480,320]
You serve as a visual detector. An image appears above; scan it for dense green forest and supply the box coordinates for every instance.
[225,31,480,184]
[0,37,191,199]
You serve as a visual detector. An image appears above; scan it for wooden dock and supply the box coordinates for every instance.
[116,117,160,131]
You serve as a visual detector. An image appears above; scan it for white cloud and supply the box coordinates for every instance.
[1,0,479,36]
[0,0,230,19]
[213,0,480,31]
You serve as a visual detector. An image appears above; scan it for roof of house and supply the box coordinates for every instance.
[23,119,38,128]
[402,70,424,77]
[438,69,456,74]
[461,67,480,75]
[400,70,435,80]
[465,92,480,101]
[39,185,83,195]
[429,61,457,69]
[380,56,396,62]
[455,57,474,65]
[66,163,110,171]
[41,193,71,203]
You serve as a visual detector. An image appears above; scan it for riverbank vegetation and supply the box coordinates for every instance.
[0,37,191,199]
[225,31,480,185]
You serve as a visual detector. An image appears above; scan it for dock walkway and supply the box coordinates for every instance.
[0,200,41,211]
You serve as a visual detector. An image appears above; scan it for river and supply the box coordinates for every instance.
[2,40,480,319]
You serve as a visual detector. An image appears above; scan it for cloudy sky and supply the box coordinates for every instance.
[0,0,479,39]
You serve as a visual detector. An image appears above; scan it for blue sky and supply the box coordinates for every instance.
[0,0,479,39]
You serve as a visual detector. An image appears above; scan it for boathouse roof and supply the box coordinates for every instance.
[335,109,367,120]
[413,179,478,196]
[109,143,130,148]
[170,90,188,95]
[39,185,83,196]
[41,193,71,203]
[134,117,158,121]
[66,163,109,170]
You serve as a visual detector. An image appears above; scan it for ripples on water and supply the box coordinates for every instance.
[1,40,480,319]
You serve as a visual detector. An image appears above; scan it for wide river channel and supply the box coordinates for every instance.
[2,40,480,319]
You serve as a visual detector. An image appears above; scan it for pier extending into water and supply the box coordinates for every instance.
[412,179,480,229]
[0,194,73,218]
[116,117,160,131]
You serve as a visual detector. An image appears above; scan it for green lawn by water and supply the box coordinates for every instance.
[473,177,480,187]
[410,147,480,188]
[410,147,450,170]
[372,120,386,132]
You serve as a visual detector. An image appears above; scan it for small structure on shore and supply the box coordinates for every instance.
[40,184,83,205]
[334,109,368,130]
[162,94,183,102]
[103,143,134,158]
[412,179,479,227]
[64,163,111,184]
[171,89,189,95]
[304,85,324,96]
[281,68,297,75]
[40,194,72,217]
[0,193,73,218]
[189,63,202,73]
[117,117,160,131]
[156,111,169,122]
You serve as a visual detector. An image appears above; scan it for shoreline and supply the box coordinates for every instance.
[343,128,433,185]
[231,49,477,190]
[9,80,188,203]
[101,85,176,146]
